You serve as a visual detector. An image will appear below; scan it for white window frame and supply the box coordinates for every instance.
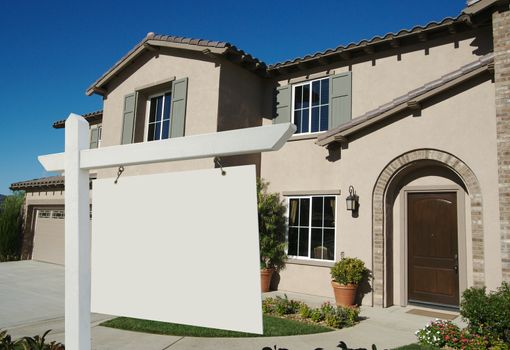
[285,195,337,261]
[291,77,330,135]
[144,90,172,142]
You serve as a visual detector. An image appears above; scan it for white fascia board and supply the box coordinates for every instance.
[39,122,296,172]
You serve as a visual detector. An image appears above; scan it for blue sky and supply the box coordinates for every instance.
[0,0,466,194]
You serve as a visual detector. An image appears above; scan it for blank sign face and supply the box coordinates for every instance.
[91,165,262,334]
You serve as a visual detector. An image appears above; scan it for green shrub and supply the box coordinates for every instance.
[262,295,301,316]
[461,282,510,344]
[0,329,64,349]
[298,303,312,319]
[262,296,359,329]
[257,179,287,271]
[310,308,324,323]
[330,257,367,285]
[0,193,24,262]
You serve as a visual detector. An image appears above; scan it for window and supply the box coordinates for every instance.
[287,196,336,260]
[146,92,172,141]
[52,210,65,219]
[37,210,51,218]
[292,78,329,134]
[96,125,102,147]
[89,125,102,149]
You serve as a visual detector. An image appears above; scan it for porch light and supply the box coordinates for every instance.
[346,185,358,211]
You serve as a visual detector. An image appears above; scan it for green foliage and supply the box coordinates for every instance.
[257,179,287,271]
[262,296,359,329]
[102,315,332,337]
[0,329,64,349]
[461,282,510,345]
[330,257,367,285]
[0,193,24,262]
[298,303,312,319]
[262,295,302,316]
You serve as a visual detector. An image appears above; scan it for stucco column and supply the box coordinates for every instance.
[493,5,510,282]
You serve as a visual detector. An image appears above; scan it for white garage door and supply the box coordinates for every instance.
[32,208,65,265]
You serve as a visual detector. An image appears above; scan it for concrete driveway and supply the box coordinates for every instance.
[0,260,64,328]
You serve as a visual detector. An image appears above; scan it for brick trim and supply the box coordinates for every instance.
[493,9,510,282]
[372,149,485,307]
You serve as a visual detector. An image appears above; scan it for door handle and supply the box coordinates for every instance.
[454,254,458,273]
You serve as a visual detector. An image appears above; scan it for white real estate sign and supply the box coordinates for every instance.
[91,165,262,334]
[38,114,295,349]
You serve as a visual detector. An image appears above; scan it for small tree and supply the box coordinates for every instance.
[257,178,287,271]
[0,192,24,261]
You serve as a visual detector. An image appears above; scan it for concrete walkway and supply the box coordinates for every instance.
[6,293,462,350]
[1,261,463,349]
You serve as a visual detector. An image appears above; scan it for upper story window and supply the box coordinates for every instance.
[274,73,351,134]
[292,78,330,134]
[287,195,336,261]
[120,77,188,145]
[89,125,102,149]
[146,92,172,141]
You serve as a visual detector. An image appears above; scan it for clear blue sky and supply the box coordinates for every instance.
[0,0,466,194]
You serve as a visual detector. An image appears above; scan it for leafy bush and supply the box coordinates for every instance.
[0,329,64,349]
[461,282,510,344]
[330,257,367,285]
[0,193,24,262]
[416,319,461,348]
[262,296,359,329]
[298,303,312,319]
[257,179,287,271]
[262,295,302,316]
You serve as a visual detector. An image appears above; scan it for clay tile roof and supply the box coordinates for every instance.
[268,16,469,70]
[317,53,494,146]
[53,110,103,129]
[86,33,267,95]
[10,176,65,191]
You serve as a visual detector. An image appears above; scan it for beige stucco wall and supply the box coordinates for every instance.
[98,48,222,179]
[277,30,492,119]
[263,77,500,305]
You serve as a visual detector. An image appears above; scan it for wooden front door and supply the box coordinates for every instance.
[408,192,459,307]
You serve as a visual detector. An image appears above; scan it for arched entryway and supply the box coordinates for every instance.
[372,149,485,307]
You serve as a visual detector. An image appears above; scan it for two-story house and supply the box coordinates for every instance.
[11,0,510,308]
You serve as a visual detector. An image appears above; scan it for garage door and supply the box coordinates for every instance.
[32,208,65,265]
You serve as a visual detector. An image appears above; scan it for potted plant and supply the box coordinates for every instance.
[258,179,287,292]
[330,256,367,306]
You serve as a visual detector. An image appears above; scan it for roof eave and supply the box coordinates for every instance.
[86,40,233,96]
[316,59,493,147]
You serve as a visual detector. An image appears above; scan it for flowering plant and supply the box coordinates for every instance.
[416,319,492,349]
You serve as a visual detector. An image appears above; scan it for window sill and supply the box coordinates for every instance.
[287,258,335,268]
[288,133,322,142]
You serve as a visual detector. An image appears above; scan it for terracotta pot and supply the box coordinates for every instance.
[331,281,358,306]
[260,268,274,292]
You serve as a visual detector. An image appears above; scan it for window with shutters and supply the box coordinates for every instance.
[287,196,336,261]
[145,91,172,141]
[292,78,329,134]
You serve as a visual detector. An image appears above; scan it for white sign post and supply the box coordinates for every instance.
[38,114,295,350]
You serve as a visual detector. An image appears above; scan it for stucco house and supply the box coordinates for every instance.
[11,0,510,309]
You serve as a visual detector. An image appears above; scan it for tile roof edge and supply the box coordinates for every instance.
[317,52,494,145]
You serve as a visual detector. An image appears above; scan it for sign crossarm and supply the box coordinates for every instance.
[39,122,296,172]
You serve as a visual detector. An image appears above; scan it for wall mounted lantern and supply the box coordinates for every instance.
[346,185,358,211]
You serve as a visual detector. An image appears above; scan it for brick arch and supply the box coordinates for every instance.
[372,149,484,307]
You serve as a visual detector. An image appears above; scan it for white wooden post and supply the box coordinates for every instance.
[64,114,91,350]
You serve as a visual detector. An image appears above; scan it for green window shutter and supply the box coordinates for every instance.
[170,77,188,138]
[329,72,352,129]
[273,85,291,124]
[89,128,99,149]
[121,92,137,144]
